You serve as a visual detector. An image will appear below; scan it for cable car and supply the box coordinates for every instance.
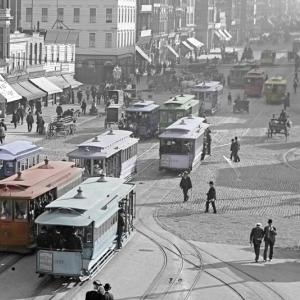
[0,160,83,253]
[108,90,124,106]
[67,130,139,181]
[0,141,42,179]
[227,63,257,88]
[159,116,209,171]
[260,50,276,66]
[125,100,160,139]
[159,94,199,133]
[190,81,223,115]
[244,69,265,97]
[35,176,135,279]
[264,76,287,104]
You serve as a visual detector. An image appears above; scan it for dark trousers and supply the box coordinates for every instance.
[117,231,123,249]
[0,137,3,144]
[233,151,240,162]
[207,142,211,155]
[205,200,216,213]
[27,122,33,132]
[263,239,274,260]
[253,241,262,261]
[183,188,189,202]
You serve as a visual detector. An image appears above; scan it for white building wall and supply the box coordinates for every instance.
[20,0,136,57]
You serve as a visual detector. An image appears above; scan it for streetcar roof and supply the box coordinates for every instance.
[191,81,223,92]
[35,177,135,226]
[159,116,209,139]
[0,140,42,160]
[126,100,160,112]
[245,68,265,77]
[0,161,83,199]
[265,76,287,85]
[163,94,195,106]
[67,130,139,159]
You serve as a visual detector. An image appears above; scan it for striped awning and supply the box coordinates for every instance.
[135,45,152,63]
[187,37,204,49]
[167,45,179,58]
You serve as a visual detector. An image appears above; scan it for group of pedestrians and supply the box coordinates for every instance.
[86,280,114,300]
[250,219,277,262]
[230,136,241,162]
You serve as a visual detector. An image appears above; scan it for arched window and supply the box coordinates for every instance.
[29,43,33,65]
[34,43,38,64]
[39,43,42,64]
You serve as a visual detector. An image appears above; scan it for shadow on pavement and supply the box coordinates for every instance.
[258,141,300,151]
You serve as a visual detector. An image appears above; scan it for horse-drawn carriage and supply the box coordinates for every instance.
[46,111,79,138]
[267,114,291,139]
[233,97,249,113]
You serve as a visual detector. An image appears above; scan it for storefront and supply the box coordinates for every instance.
[29,77,63,106]
[0,78,22,117]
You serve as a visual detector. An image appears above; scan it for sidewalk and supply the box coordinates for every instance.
[2,101,105,144]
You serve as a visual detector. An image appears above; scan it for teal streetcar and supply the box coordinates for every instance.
[159,94,199,132]
[125,100,160,138]
[264,76,287,104]
[0,141,42,179]
[35,176,136,279]
[227,63,256,88]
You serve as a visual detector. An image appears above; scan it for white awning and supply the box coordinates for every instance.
[30,77,63,95]
[47,76,70,89]
[62,74,83,89]
[214,30,223,40]
[135,45,151,63]
[218,29,230,41]
[167,45,179,58]
[181,41,194,51]
[223,29,232,40]
[187,37,204,49]
[0,78,22,103]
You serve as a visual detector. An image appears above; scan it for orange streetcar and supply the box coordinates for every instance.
[244,68,265,98]
[0,159,83,253]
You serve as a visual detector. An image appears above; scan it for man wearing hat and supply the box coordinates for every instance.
[263,219,277,262]
[104,283,114,300]
[85,280,105,300]
[180,171,192,202]
[205,181,217,213]
[250,223,264,262]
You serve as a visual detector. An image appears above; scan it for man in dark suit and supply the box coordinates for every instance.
[180,171,192,202]
[205,181,217,213]
[263,219,277,262]
[85,280,105,300]
[250,223,264,262]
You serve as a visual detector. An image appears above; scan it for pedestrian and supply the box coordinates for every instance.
[116,209,125,249]
[96,86,102,105]
[11,111,18,128]
[263,219,277,262]
[232,136,240,162]
[77,89,83,105]
[104,283,114,300]
[206,129,212,155]
[284,92,290,109]
[293,78,297,94]
[81,99,87,115]
[86,87,90,101]
[180,171,192,202]
[228,92,232,105]
[85,280,105,300]
[71,90,75,104]
[0,124,6,144]
[56,103,63,116]
[0,119,7,131]
[250,223,264,262]
[26,112,34,132]
[205,181,217,213]
[91,86,97,101]
[17,104,25,125]
[230,139,234,160]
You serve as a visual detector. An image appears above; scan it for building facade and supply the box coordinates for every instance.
[19,0,136,84]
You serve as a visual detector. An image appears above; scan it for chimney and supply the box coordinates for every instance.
[44,157,49,166]
[74,187,85,199]
[15,171,23,181]
[93,136,99,142]
[97,170,106,182]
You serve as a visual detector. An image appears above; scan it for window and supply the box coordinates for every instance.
[0,200,12,221]
[57,7,64,22]
[89,33,96,48]
[26,7,32,23]
[73,8,80,23]
[90,8,96,23]
[41,8,48,22]
[14,200,27,221]
[106,8,112,23]
[105,33,112,48]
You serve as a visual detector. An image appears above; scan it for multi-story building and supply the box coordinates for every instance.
[19,0,136,84]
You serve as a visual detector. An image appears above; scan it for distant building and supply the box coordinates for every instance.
[19,0,136,84]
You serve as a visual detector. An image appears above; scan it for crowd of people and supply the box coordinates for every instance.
[86,280,114,300]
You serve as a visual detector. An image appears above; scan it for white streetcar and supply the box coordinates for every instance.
[67,130,139,181]
[159,116,209,171]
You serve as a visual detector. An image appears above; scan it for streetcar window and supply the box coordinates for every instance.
[0,200,12,220]
[160,111,168,123]
[0,160,3,170]
[14,200,28,221]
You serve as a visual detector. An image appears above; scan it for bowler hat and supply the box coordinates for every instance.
[93,280,101,286]
[268,219,273,224]
[209,181,214,185]
[256,223,262,227]
[104,283,111,291]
